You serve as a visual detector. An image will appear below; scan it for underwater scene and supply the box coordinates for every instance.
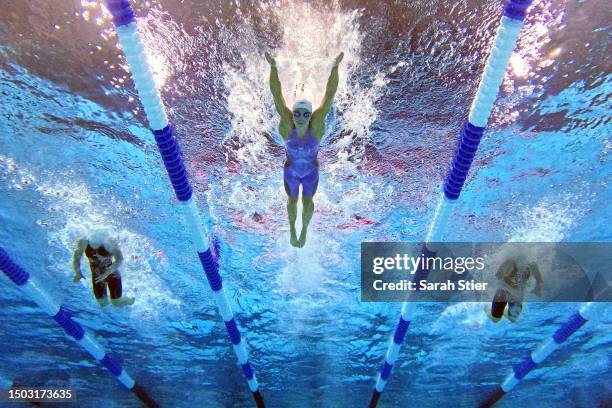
[0,0,610,407]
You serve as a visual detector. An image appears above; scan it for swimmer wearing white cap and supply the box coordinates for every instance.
[265,51,344,248]
[72,228,134,307]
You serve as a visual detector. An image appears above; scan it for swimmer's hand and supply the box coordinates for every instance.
[265,52,276,67]
[72,271,84,283]
[94,266,117,284]
[333,52,344,67]
[94,272,110,284]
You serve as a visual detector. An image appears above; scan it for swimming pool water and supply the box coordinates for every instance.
[0,1,610,407]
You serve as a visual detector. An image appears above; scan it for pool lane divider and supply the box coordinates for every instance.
[103,1,265,406]
[479,303,594,407]
[368,1,534,407]
[0,248,159,408]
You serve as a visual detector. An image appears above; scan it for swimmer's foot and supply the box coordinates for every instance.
[503,306,519,323]
[111,297,135,307]
[290,226,299,247]
[97,298,110,308]
[297,230,307,248]
[484,305,501,323]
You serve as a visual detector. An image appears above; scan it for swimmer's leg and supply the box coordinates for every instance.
[97,297,110,307]
[286,195,299,247]
[504,301,523,323]
[108,273,134,307]
[298,196,314,248]
[297,170,318,248]
[485,289,508,323]
[92,276,109,307]
[284,169,300,247]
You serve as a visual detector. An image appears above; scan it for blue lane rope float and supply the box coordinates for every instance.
[0,247,159,408]
[479,303,595,407]
[368,1,533,407]
[103,1,265,406]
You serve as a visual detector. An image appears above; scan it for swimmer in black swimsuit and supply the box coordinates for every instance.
[485,258,544,323]
[71,230,134,307]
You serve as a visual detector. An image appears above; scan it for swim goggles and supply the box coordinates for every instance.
[293,110,311,118]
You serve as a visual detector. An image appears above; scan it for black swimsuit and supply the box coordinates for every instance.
[85,243,122,299]
[491,264,531,319]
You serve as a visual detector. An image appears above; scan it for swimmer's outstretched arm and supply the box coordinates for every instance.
[265,52,292,138]
[311,52,344,140]
[72,239,87,282]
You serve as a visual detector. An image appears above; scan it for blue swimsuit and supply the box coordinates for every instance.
[284,128,319,197]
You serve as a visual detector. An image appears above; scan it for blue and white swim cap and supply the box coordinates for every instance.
[292,100,312,112]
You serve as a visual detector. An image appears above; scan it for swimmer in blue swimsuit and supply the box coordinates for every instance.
[265,51,344,247]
